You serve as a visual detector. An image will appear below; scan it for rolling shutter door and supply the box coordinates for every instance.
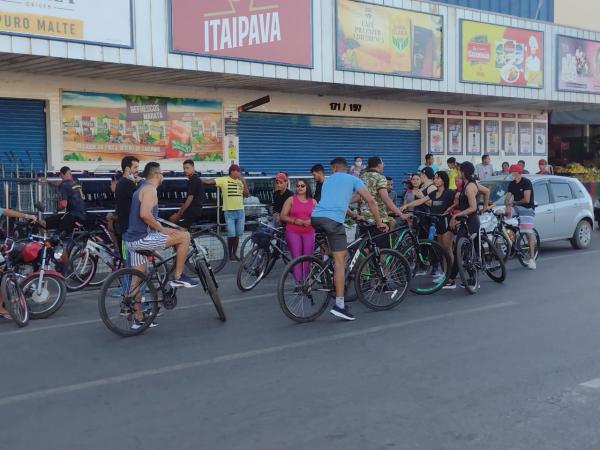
[239,112,420,188]
[0,98,47,173]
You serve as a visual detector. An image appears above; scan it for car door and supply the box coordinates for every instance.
[532,180,555,241]
[549,180,575,239]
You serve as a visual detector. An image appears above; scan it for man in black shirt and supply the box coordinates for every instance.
[311,164,325,203]
[272,172,293,224]
[505,164,536,269]
[44,166,86,236]
[115,156,140,257]
[169,160,206,228]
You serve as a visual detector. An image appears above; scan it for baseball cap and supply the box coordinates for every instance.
[274,172,288,182]
[508,164,523,174]
[538,159,547,165]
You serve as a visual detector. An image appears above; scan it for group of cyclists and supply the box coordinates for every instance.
[0,152,537,328]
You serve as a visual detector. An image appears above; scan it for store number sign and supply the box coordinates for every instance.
[330,102,362,112]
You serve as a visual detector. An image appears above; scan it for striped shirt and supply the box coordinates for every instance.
[215,176,244,211]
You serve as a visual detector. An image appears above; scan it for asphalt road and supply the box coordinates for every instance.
[2,234,600,450]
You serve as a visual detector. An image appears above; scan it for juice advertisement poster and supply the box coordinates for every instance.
[519,122,533,156]
[502,121,518,156]
[62,92,223,163]
[447,119,464,155]
[428,117,445,155]
[461,20,543,88]
[336,0,442,79]
[484,120,500,155]
[466,120,482,156]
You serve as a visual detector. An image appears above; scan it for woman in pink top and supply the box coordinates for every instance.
[280,179,316,281]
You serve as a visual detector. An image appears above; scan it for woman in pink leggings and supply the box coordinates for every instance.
[280,179,316,282]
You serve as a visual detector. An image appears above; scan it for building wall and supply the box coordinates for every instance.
[434,0,553,22]
[554,0,600,32]
[0,71,547,173]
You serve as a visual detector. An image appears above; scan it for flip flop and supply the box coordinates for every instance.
[0,313,13,321]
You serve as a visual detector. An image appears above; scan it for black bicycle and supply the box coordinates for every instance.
[98,225,226,337]
[277,222,411,323]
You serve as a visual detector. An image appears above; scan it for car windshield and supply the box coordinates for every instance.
[481,180,510,204]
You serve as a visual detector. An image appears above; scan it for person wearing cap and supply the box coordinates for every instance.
[272,172,293,224]
[204,164,249,261]
[537,159,552,175]
[505,164,536,269]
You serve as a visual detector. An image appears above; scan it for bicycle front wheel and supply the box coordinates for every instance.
[491,231,511,263]
[516,229,540,267]
[355,249,411,311]
[2,273,29,327]
[197,259,226,322]
[278,255,331,323]
[456,237,479,295]
[482,235,506,283]
[98,268,159,337]
[402,239,451,295]
[192,230,228,274]
[236,247,270,292]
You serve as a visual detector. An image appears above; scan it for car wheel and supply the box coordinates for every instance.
[570,220,593,249]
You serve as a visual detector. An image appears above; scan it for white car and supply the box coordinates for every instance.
[481,175,594,249]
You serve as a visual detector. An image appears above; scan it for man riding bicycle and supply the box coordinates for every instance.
[311,157,388,321]
[505,164,536,270]
[43,166,86,237]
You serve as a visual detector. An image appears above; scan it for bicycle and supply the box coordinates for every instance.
[488,211,540,266]
[98,222,226,337]
[454,213,507,295]
[0,238,29,327]
[187,222,228,274]
[277,222,411,323]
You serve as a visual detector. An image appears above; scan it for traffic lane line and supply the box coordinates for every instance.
[580,378,600,389]
[0,301,516,407]
[0,292,275,336]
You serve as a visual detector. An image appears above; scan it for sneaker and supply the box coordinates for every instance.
[131,318,158,330]
[527,259,537,270]
[442,281,456,289]
[329,305,356,321]
[169,273,199,289]
[432,271,445,283]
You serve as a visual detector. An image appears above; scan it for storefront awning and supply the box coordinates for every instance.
[551,110,600,125]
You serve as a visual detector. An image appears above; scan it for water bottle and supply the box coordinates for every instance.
[428,222,436,240]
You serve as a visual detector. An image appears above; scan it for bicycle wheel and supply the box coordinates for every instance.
[456,237,479,295]
[481,234,506,283]
[98,268,159,337]
[491,231,511,263]
[2,273,29,327]
[239,235,254,259]
[355,249,411,311]
[516,229,540,267]
[65,246,97,291]
[401,240,451,295]
[22,273,67,319]
[278,255,331,323]
[192,230,228,274]
[197,259,226,322]
[236,246,270,292]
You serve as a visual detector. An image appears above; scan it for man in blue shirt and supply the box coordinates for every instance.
[312,157,387,321]
[418,153,439,173]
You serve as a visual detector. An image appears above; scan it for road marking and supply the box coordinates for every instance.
[0,301,515,407]
[0,292,275,336]
[580,378,600,389]
[538,248,600,262]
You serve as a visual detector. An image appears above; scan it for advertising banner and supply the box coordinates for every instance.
[466,120,482,156]
[484,120,500,155]
[518,122,532,156]
[461,20,543,88]
[557,35,600,93]
[0,0,132,47]
[336,0,442,79]
[428,118,445,155]
[447,119,463,155]
[170,0,312,67]
[533,123,547,156]
[62,92,223,163]
[503,121,518,156]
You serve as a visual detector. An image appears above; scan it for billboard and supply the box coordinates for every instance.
[461,20,543,88]
[557,35,600,93]
[336,0,442,79]
[62,92,223,163]
[169,0,312,67]
[0,0,132,47]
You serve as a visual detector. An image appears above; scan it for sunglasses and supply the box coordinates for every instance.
[296,184,307,188]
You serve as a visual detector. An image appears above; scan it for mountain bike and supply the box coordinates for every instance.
[277,222,411,323]
[98,223,225,337]
[454,214,506,295]
[489,211,540,266]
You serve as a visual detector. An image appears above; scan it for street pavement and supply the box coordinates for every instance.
[2,234,600,450]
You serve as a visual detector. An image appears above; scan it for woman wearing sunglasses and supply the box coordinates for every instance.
[280,179,317,281]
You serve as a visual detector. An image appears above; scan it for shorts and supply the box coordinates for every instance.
[512,206,535,234]
[311,216,347,252]
[224,209,245,237]
[434,215,450,235]
[125,232,168,267]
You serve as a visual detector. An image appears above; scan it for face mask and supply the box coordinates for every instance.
[127,173,135,181]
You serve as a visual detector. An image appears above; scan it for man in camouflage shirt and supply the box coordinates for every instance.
[360,157,409,230]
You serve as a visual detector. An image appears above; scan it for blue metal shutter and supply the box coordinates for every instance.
[0,98,47,175]
[239,112,421,190]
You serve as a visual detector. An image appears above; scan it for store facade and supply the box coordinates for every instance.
[0,0,598,190]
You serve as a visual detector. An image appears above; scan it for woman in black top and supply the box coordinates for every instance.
[401,171,455,261]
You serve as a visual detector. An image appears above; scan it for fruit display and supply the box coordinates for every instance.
[554,163,600,182]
